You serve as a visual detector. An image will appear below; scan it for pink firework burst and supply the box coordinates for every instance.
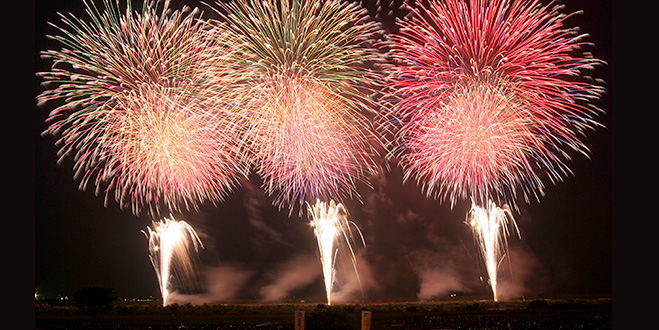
[383,0,606,209]
[246,78,379,212]
[208,0,386,213]
[79,85,247,216]
[37,0,248,216]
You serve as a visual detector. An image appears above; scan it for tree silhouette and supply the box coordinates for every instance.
[72,286,117,328]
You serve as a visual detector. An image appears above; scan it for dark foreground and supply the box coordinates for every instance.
[35,297,612,330]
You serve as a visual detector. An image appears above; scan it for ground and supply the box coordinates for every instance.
[35,296,612,329]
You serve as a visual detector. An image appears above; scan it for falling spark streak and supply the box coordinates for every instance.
[143,216,204,307]
[308,199,365,305]
[467,200,520,301]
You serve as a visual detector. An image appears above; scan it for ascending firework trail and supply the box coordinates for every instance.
[382,0,606,301]
[205,0,387,304]
[308,199,366,306]
[143,216,204,307]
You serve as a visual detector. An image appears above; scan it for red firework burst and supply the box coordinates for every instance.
[383,0,605,208]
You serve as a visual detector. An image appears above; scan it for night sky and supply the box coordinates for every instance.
[33,0,612,303]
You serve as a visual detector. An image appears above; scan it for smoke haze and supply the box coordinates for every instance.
[154,162,599,304]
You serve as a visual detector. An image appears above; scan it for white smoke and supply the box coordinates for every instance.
[167,264,254,305]
[259,254,321,302]
[496,244,547,300]
[415,266,467,300]
[330,251,379,304]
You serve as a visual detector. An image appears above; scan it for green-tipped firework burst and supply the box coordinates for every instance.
[37,0,248,216]
[205,0,387,214]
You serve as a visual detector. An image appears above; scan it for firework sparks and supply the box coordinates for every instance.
[205,0,381,302]
[143,216,204,307]
[383,0,605,209]
[37,0,248,216]
[308,199,365,305]
[467,200,520,302]
[206,0,386,213]
[383,0,606,300]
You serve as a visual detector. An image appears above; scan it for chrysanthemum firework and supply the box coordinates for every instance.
[206,0,387,213]
[383,0,606,209]
[37,0,248,216]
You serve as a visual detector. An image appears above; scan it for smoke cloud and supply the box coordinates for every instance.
[330,251,380,303]
[167,264,255,305]
[166,162,556,303]
[408,237,476,300]
[415,267,466,300]
[259,253,321,301]
[496,244,547,300]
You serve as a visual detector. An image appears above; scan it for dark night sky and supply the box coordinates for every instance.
[33,0,612,303]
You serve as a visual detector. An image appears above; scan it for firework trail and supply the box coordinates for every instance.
[308,199,366,305]
[206,0,386,214]
[383,0,605,300]
[143,216,204,307]
[467,200,519,301]
[37,0,248,216]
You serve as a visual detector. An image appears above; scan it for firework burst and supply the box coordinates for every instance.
[37,0,248,216]
[206,0,386,213]
[382,0,606,301]
[383,0,606,209]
